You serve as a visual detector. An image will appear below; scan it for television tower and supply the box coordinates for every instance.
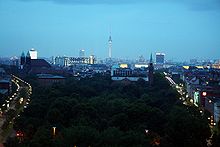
[108,32,112,58]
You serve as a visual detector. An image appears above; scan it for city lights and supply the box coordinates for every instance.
[202,92,207,96]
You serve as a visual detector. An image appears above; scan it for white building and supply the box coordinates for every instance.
[29,48,37,59]
[89,55,95,64]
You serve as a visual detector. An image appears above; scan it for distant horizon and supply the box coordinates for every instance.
[0,52,219,63]
[1,0,220,61]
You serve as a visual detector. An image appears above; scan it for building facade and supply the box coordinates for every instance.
[156,53,165,64]
[111,64,149,82]
[29,48,37,59]
[79,49,85,57]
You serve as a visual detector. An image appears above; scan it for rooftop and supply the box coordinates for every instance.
[37,74,65,79]
[31,59,51,68]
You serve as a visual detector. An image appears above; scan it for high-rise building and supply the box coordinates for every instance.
[89,55,95,64]
[108,35,112,58]
[156,53,165,64]
[79,49,85,57]
[29,48,37,59]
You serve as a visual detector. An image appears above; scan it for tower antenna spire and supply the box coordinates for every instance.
[108,27,112,58]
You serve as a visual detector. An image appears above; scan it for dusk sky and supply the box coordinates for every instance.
[0,0,220,61]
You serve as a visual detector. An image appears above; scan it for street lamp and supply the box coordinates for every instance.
[145,129,149,134]
[52,127,56,137]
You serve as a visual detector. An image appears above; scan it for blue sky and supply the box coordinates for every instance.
[0,0,220,61]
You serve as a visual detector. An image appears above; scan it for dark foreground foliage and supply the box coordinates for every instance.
[7,73,210,147]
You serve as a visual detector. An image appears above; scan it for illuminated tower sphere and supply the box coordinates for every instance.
[148,53,154,86]
[108,35,112,58]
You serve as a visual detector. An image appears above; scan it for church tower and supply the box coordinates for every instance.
[20,52,26,69]
[26,51,31,65]
[148,53,154,86]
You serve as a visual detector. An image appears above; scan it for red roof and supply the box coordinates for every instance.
[31,59,51,68]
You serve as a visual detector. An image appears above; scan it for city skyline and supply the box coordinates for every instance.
[0,0,220,61]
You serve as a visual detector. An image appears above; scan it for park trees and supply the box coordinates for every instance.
[10,73,211,147]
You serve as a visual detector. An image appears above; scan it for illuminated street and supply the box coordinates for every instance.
[164,72,215,146]
[164,72,189,105]
[0,75,32,143]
